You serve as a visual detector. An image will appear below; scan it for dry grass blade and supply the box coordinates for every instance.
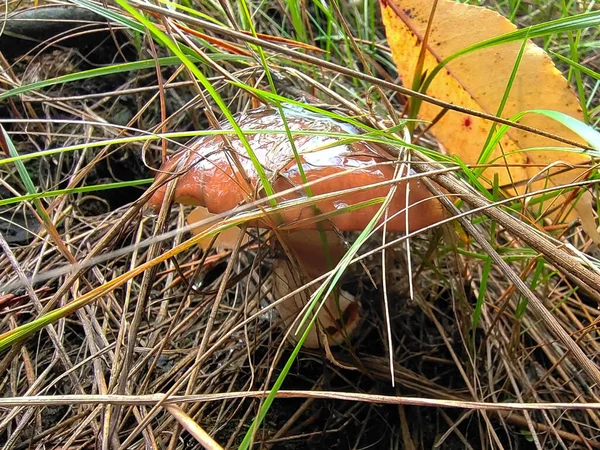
[3,391,600,411]
[414,158,600,295]
[419,170,600,385]
[165,404,224,450]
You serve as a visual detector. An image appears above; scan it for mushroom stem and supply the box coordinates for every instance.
[272,230,361,348]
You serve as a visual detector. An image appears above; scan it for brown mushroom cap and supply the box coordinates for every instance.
[149,107,443,232]
[149,107,445,348]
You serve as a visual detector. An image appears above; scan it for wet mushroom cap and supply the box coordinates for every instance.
[149,106,443,232]
[148,107,444,348]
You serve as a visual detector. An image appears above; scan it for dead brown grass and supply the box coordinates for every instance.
[1,0,600,449]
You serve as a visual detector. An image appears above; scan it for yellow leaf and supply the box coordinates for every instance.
[380,0,598,242]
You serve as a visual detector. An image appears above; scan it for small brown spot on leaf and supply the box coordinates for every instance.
[463,117,472,128]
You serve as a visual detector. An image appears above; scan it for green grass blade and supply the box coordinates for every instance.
[525,110,600,149]
[113,0,277,204]
[478,35,529,167]
[0,56,238,102]
[285,0,308,43]
[1,127,53,226]
[552,51,600,81]
[0,179,153,207]
[240,156,408,447]
[419,10,600,106]
[472,175,499,331]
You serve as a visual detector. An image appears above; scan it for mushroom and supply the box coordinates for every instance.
[148,106,444,348]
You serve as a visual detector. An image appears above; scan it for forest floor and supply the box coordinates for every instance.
[1,0,600,448]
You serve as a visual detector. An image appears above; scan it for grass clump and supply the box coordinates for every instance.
[0,0,599,448]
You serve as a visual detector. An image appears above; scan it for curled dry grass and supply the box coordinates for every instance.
[1,0,600,448]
